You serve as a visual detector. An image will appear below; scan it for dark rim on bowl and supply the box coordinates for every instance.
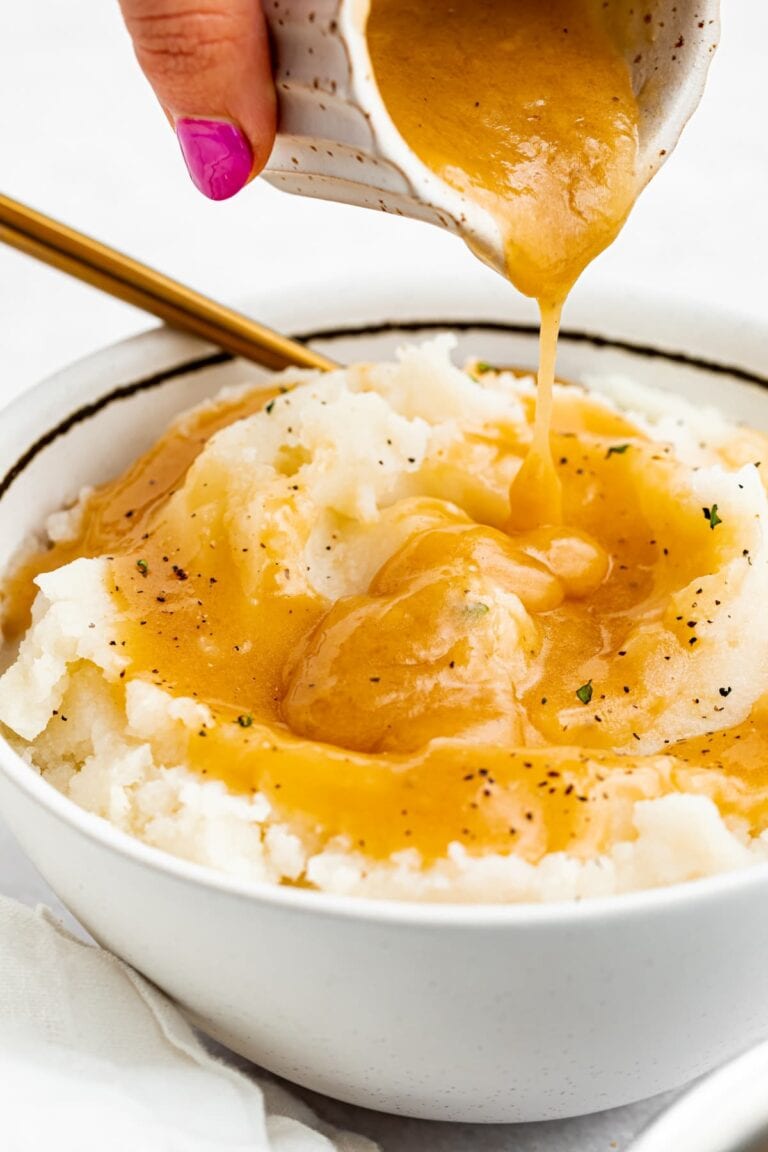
[2,319,767,500]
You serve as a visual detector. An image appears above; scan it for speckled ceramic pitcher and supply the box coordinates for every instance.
[261,0,720,277]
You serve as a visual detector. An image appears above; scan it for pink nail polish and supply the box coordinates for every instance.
[176,118,253,201]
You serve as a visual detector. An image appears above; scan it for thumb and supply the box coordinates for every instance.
[119,0,276,200]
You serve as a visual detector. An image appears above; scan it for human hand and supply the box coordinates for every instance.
[118,0,277,201]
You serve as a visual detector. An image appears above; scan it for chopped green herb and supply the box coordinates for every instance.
[136,559,149,577]
[264,399,276,414]
[576,680,593,705]
[703,504,722,529]
[606,443,630,458]
[474,361,493,375]
[465,602,490,618]
[236,714,254,728]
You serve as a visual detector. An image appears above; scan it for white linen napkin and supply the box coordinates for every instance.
[0,896,378,1152]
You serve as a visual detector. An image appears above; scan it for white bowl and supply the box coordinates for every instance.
[1,277,768,1124]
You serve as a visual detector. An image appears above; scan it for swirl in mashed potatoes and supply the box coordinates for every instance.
[2,339,768,902]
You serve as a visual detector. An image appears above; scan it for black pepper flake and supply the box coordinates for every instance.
[265,399,276,414]
[236,714,254,728]
[719,686,732,698]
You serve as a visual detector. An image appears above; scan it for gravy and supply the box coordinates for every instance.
[367,0,640,527]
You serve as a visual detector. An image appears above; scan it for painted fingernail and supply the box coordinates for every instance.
[176,118,253,202]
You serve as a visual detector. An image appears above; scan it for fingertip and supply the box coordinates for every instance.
[121,0,277,198]
[241,79,277,179]
[176,117,254,201]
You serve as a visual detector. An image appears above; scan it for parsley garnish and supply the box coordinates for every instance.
[465,602,490,617]
[474,361,493,375]
[703,504,722,529]
[236,714,254,728]
[264,399,275,414]
[576,680,593,705]
[136,559,149,577]
[606,443,630,458]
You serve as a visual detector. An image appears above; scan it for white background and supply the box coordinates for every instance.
[0,2,766,1149]
[1,2,767,400]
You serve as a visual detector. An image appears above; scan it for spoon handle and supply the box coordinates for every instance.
[0,193,336,374]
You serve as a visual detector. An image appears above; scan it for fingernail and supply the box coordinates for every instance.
[176,118,253,201]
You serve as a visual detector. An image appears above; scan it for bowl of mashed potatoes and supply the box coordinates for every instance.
[1,276,767,1122]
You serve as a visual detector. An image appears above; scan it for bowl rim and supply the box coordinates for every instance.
[2,285,768,929]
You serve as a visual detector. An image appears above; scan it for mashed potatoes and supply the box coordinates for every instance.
[2,339,768,902]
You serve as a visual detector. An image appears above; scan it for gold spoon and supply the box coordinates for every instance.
[0,193,336,373]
